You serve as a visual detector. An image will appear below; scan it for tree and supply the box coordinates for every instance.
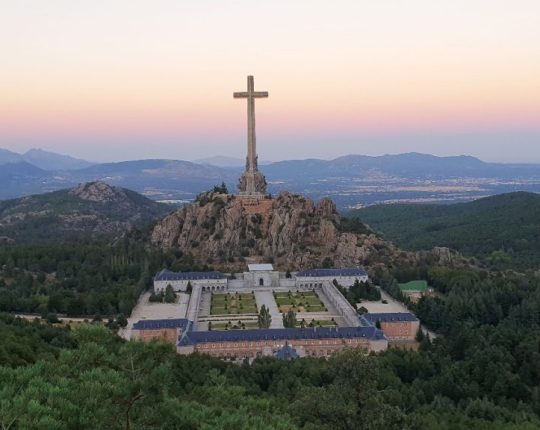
[117,314,128,328]
[322,257,333,268]
[186,281,193,294]
[258,305,272,329]
[415,325,425,342]
[164,285,176,303]
[46,313,60,324]
[282,310,297,328]
[213,182,228,194]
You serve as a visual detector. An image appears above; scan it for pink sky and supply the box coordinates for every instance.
[1,0,539,162]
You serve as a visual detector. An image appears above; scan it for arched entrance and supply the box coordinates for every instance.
[259,278,264,286]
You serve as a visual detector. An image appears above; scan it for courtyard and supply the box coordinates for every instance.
[210,292,258,315]
[273,290,327,313]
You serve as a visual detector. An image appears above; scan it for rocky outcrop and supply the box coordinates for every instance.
[69,181,128,203]
[151,191,463,271]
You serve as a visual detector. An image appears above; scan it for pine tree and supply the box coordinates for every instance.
[258,305,272,329]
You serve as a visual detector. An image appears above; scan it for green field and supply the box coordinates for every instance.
[210,292,258,315]
[296,318,337,328]
[273,290,327,313]
[399,280,428,292]
[208,320,259,331]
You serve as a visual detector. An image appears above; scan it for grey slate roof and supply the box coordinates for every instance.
[274,343,299,360]
[154,269,226,282]
[133,318,190,330]
[178,325,385,346]
[295,267,368,278]
[363,312,418,324]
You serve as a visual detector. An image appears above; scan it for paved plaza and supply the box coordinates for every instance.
[120,291,190,340]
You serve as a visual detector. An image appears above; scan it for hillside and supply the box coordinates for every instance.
[151,191,466,271]
[0,181,171,242]
[351,192,540,270]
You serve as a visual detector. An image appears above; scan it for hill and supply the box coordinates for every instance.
[0,181,171,242]
[151,191,466,271]
[351,192,540,270]
[0,148,23,164]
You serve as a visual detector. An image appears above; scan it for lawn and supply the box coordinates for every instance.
[273,290,327,313]
[296,318,337,328]
[210,292,258,315]
[208,320,260,330]
[398,280,428,292]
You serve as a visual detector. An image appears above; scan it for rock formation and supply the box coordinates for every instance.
[151,191,465,271]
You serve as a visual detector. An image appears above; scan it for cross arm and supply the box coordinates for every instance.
[233,91,269,98]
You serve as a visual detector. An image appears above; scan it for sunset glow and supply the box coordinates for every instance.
[1,0,539,162]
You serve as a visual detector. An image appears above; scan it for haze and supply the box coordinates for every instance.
[1,0,539,163]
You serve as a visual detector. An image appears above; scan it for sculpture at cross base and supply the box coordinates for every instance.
[234,75,268,196]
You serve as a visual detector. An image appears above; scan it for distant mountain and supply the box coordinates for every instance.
[263,153,540,180]
[0,162,52,200]
[195,155,271,167]
[0,148,23,165]
[195,156,245,167]
[2,151,540,207]
[0,181,171,243]
[0,157,238,201]
[350,192,540,270]
[261,153,540,207]
[71,159,238,199]
[22,148,93,171]
[0,147,93,170]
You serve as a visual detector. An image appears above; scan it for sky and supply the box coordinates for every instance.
[1,0,539,163]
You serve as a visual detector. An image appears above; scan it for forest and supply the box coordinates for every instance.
[2,261,540,429]
[351,191,540,271]
[0,237,210,318]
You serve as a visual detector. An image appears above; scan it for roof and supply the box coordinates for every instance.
[154,269,226,281]
[274,343,299,360]
[363,313,418,323]
[295,267,368,278]
[133,318,190,330]
[248,264,274,271]
[178,325,386,346]
[399,280,428,292]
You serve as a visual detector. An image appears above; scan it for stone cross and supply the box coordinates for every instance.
[234,76,268,173]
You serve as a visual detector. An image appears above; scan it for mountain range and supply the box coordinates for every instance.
[2,148,540,207]
[0,148,93,171]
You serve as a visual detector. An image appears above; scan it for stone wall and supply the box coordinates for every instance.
[132,328,179,344]
[381,320,419,340]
